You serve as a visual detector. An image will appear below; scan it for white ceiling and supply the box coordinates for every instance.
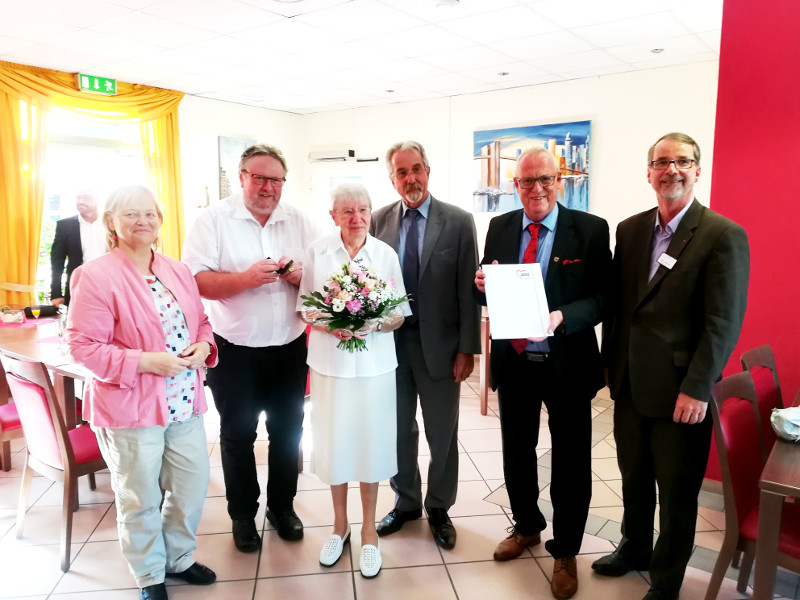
[0,0,723,115]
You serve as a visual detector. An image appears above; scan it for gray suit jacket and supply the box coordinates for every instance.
[603,199,750,417]
[370,196,481,380]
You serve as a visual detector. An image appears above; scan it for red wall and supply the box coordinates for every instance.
[711,0,800,400]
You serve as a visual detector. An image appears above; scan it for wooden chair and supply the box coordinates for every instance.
[740,343,784,457]
[0,359,24,471]
[3,356,107,572]
[705,371,800,600]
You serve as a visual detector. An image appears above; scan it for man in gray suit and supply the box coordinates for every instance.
[370,140,481,549]
[593,132,749,600]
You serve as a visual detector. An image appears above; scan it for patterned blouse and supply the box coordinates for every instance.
[145,275,196,422]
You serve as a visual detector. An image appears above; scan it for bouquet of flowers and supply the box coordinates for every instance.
[301,261,408,352]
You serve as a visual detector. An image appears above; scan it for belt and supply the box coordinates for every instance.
[524,352,549,362]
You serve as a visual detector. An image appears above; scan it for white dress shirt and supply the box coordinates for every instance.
[299,231,411,378]
[182,192,322,348]
[78,214,105,262]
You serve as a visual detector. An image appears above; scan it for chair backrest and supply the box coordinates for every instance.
[740,344,783,455]
[709,371,764,534]
[2,357,71,471]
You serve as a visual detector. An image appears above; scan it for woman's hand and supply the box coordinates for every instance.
[179,341,212,370]
[330,328,355,341]
[137,352,191,377]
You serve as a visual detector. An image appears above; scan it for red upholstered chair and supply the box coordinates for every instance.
[0,359,25,471]
[740,343,783,458]
[3,356,107,572]
[705,371,800,600]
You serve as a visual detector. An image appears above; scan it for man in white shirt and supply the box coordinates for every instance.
[50,190,104,306]
[183,144,321,553]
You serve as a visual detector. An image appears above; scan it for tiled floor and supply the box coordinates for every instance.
[1,363,798,599]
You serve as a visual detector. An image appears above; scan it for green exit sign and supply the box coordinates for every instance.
[77,73,117,95]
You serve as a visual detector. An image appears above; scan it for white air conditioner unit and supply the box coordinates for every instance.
[308,148,355,162]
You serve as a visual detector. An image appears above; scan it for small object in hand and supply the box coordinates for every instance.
[275,259,294,275]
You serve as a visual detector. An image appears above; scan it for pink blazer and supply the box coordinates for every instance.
[67,248,218,428]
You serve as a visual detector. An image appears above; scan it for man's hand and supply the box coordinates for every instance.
[528,310,564,342]
[278,256,302,286]
[453,352,474,383]
[474,260,498,293]
[242,258,282,289]
[673,392,708,424]
[51,298,65,307]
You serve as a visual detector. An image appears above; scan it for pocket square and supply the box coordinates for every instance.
[562,258,582,265]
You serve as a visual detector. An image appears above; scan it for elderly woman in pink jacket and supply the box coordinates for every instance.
[68,185,218,600]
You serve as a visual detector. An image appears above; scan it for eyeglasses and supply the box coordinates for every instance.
[243,171,286,187]
[515,175,557,189]
[336,208,371,217]
[649,159,696,170]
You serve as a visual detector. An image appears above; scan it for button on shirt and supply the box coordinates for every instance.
[182,192,322,348]
[519,203,559,352]
[649,200,692,281]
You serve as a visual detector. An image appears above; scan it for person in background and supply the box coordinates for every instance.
[51,189,104,306]
[593,132,749,600]
[474,147,610,599]
[370,140,481,550]
[67,185,218,600]
[299,182,409,578]
[182,144,321,553]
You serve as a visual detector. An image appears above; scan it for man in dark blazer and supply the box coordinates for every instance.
[593,133,749,600]
[50,191,100,306]
[474,148,610,600]
[370,140,481,550]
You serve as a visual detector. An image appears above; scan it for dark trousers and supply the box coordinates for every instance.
[206,333,308,520]
[496,349,592,559]
[392,326,460,511]
[613,377,712,594]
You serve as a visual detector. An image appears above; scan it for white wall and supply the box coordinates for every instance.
[179,60,720,249]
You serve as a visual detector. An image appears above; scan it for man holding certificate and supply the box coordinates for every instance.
[474,148,610,600]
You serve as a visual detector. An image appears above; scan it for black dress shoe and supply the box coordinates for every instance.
[427,508,456,549]
[376,508,423,536]
[642,587,679,600]
[140,583,168,600]
[165,562,217,585]
[266,508,304,541]
[591,550,650,576]
[232,519,262,553]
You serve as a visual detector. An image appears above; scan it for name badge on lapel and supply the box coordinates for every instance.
[657,253,677,270]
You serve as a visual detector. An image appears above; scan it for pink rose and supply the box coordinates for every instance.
[346,299,361,314]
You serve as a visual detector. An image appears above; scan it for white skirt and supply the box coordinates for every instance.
[309,369,397,486]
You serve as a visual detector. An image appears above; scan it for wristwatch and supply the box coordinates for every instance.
[376,321,383,332]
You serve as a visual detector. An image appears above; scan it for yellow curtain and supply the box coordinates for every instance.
[0,61,185,305]
[0,96,46,306]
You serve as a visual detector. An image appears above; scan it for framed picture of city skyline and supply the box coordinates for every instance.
[473,120,591,213]
[218,136,256,201]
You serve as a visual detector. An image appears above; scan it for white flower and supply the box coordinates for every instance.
[331,298,345,312]
[342,275,352,285]
[368,290,379,301]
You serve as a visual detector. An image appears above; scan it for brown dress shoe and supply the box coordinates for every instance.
[551,557,578,599]
[493,528,541,561]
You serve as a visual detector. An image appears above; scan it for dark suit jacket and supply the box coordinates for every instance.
[603,199,750,418]
[370,196,481,380]
[50,215,83,304]
[476,204,611,398]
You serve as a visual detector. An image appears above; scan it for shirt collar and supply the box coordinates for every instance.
[522,202,559,231]
[654,199,692,235]
[233,192,288,225]
[401,194,431,220]
[323,231,375,262]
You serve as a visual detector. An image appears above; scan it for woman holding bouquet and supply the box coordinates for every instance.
[298,182,410,578]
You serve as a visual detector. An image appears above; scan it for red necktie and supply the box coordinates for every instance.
[511,223,542,354]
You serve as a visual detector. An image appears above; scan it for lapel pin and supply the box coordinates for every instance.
[554,257,559,262]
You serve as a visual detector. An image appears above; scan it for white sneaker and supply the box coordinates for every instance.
[319,525,350,567]
[359,539,382,578]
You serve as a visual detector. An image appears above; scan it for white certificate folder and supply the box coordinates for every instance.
[482,263,551,339]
